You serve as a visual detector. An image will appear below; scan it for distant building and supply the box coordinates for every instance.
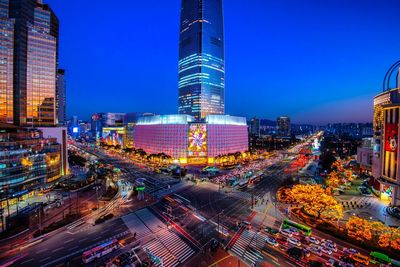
[102,126,128,148]
[56,69,66,126]
[91,112,126,139]
[248,117,260,137]
[277,116,291,136]
[325,123,373,138]
[133,114,248,164]
[357,138,373,175]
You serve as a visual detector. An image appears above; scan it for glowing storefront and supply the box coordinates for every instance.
[372,88,400,205]
[133,114,248,164]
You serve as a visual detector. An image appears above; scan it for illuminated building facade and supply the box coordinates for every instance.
[10,0,59,127]
[0,124,62,215]
[178,0,225,119]
[372,89,400,206]
[102,126,129,148]
[0,0,14,124]
[91,112,125,140]
[133,114,248,164]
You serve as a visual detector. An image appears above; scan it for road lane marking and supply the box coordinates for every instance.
[78,237,88,243]
[20,258,34,264]
[39,256,52,263]
[68,246,79,251]
[36,248,48,254]
[52,246,64,253]
[63,239,74,244]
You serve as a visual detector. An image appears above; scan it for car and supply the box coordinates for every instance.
[242,221,251,229]
[320,246,333,255]
[343,247,357,255]
[280,228,293,237]
[306,236,320,245]
[264,226,279,235]
[287,237,301,247]
[288,227,300,235]
[325,259,337,267]
[321,239,336,246]
[303,248,311,258]
[310,246,323,256]
[276,237,288,246]
[322,242,337,252]
[265,237,279,247]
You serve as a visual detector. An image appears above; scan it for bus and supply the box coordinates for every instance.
[238,180,248,190]
[392,259,400,267]
[350,253,370,265]
[369,251,391,265]
[82,239,120,263]
[282,219,312,236]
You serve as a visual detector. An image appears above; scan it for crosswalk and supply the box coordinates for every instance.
[123,208,196,266]
[122,212,152,239]
[144,229,195,267]
[230,230,267,266]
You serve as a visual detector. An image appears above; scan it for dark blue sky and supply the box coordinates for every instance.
[47,0,400,124]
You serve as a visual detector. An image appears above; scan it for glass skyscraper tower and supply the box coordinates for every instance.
[6,0,59,127]
[178,0,225,120]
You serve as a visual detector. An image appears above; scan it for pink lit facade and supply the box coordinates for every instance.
[133,114,249,163]
[134,124,189,159]
[207,125,248,158]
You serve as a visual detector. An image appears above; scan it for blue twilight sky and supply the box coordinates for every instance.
[46,0,400,124]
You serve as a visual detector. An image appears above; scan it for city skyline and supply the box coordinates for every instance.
[47,0,400,123]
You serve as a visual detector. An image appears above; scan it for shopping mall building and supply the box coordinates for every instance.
[372,87,400,206]
[133,114,249,164]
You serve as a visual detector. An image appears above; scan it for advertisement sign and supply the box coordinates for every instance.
[188,124,207,157]
[385,123,398,152]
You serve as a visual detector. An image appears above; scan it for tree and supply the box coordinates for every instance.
[278,185,343,222]
[346,216,372,241]
[325,171,341,188]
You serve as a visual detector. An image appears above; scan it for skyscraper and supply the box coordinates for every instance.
[0,0,14,124]
[10,0,59,127]
[56,68,66,125]
[277,116,291,137]
[178,0,225,120]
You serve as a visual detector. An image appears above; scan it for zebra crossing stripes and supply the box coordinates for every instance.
[144,238,179,267]
[158,230,195,264]
[230,230,266,267]
[143,229,195,267]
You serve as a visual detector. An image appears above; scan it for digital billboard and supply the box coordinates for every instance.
[188,124,207,157]
[385,123,398,152]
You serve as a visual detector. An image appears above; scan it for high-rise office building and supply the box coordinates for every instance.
[56,69,66,125]
[10,0,59,127]
[277,116,291,136]
[0,0,14,124]
[249,117,260,137]
[178,0,225,120]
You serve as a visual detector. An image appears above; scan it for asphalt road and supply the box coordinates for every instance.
[15,217,130,267]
